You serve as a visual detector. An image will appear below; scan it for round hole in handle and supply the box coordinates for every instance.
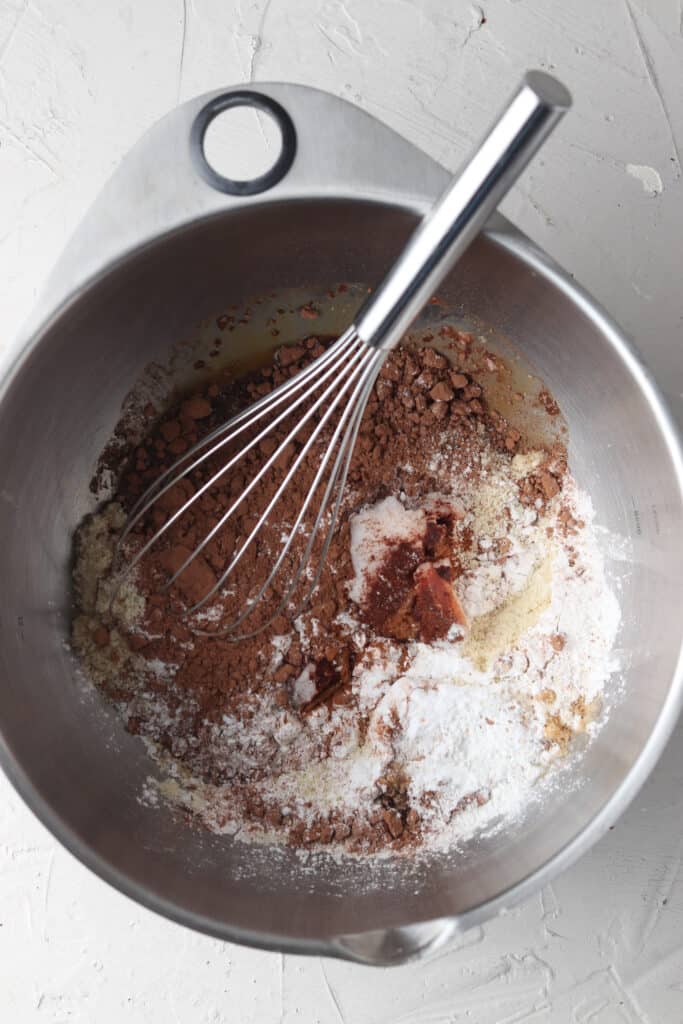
[190,91,296,196]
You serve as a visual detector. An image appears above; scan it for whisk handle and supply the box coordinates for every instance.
[354,71,571,351]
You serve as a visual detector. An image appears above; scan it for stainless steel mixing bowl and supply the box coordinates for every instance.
[0,84,682,966]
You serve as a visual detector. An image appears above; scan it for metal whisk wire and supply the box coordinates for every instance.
[196,344,385,638]
[180,332,373,613]
[122,328,357,534]
[115,71,570,636]
[116,328,383,636]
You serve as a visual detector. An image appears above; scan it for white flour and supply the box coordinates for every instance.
[345,478,622,848]
[149,447,622,852]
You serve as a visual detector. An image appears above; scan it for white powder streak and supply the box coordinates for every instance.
[349,495,426,604]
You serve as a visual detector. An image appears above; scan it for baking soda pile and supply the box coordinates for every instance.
[72,327,621,855]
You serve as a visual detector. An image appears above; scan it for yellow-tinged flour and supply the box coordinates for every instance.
[463,550,553,671]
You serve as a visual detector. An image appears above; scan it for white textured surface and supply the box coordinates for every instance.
[1,0,683,1018]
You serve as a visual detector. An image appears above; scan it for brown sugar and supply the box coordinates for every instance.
[413,564,468,641]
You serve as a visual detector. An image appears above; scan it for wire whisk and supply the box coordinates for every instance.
[116,71,571,637]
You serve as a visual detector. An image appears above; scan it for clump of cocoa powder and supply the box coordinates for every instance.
[518,444,568,509]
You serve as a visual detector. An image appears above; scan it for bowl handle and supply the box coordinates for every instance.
[22,82,452,344]
[189,88,298,196]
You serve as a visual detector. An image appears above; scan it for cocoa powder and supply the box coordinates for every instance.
[75,328,566,853]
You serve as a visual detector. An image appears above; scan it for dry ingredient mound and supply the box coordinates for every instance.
[72,326,621,856]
